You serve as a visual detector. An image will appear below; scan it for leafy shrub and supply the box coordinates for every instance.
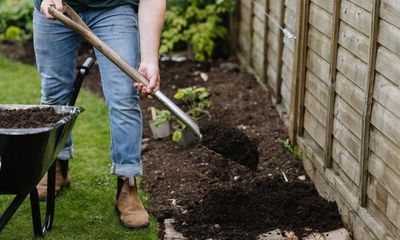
[160,0,235,61]
[0,0,34,42]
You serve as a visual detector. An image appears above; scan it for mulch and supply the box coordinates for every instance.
[1,41,344,239]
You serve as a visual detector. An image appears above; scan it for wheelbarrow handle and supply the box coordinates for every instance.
[68,57,95,106]
[48,5,202,139]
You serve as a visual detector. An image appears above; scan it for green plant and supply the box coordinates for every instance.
[151,108,185,143]
[279,138,303,161]
[0,0,34,43]
[160,0,236,61]
[152,108,172,127]
[149,106,184,142]
[174,86,211,118]
[161,86,212,143]
[171,119,186,142]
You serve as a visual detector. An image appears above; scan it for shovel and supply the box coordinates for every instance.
[49,5,259,170]
[48,4,202,139]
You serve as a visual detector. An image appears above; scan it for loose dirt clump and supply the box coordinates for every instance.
[201,122,259,170]
[0,107,67,128]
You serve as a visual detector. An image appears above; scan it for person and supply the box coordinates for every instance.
[33,0,166,229]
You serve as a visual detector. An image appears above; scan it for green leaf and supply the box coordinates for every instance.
[4,25,21,41]
[174,89,185,99]
[172,130,183,142]
[182,87,193,96]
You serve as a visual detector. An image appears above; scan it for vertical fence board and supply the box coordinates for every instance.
[324,0,341,168]
[288,0,305,143]
[360,0,380,207]
[262,0,269,82]
[274,1,286,103]
[249,1,255,66]
[297,0,310,137]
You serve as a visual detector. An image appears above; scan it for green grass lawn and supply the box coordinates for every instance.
[0,56,159,239]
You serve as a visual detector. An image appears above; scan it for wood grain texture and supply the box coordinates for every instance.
[324,0,341,168]
[333,118,361,160]
[380,0,400,29]
[305,70,329,107]
[296,0,310,137]
[335,72,365,115]
[376,46,400,86]
[308,26,331,62]
[338,21,370,62]
[340,0,372,36]
[336,46,368,91]
[275,0,286,104]
[360,0,380,207]
[288,0,304,143]
[378,19,400,57]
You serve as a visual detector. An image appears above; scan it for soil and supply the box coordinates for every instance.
[1,41,344,239]
[0,107,67,128]
[200,122,259,170]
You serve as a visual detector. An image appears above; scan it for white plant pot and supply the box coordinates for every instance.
[149,120,171,139]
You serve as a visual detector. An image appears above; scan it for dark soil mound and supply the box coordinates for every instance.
[0,107,67,128]
[181,178,342,239]
[201,122,259,170]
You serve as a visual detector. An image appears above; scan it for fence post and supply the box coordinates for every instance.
[262,0,269,83]
[275,1,285,104]
[359,0,381,207]
[249,0,255,67]
[324,0,341,169]
[296,0,310,137]
[288,0,305,144]
[229,0,240,52]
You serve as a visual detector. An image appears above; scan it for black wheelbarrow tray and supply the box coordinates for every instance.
[0,104,83,237]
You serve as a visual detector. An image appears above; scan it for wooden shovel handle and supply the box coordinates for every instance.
[48,4,150,86]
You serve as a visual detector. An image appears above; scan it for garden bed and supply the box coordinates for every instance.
[0,42,343,239]
[140,60,343,239]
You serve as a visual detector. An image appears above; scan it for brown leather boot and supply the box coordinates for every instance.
[116,177,150,229]
[37,159,71,200]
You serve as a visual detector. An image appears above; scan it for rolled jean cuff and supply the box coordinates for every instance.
[111,163,143,177]
[57,145,74,160]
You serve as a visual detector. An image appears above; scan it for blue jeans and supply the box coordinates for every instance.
[33,6,143,177]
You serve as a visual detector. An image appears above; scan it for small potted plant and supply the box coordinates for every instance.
[173,86,211,126]
[171,86,212,147]
[148,107,172,139]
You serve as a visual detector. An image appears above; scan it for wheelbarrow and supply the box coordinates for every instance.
[0,58,94,237]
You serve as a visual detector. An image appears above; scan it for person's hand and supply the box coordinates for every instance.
[135,62,160,98]
[40,0,65,19]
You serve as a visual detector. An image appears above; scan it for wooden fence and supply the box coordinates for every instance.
[231,0,400,239]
